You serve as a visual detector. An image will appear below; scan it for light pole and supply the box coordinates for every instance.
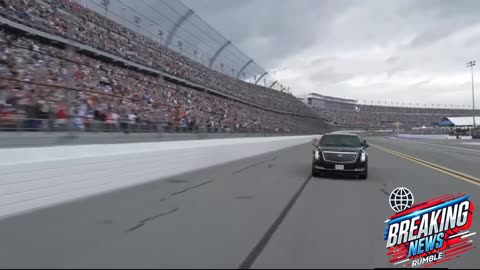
[158,29,164,45]
[149,23,154,40]
[101,0,110,17]
[467,60,476,129]
[178,41,183,54]
[134,16,141,33]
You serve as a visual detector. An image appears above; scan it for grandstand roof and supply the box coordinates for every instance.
[440,116,480,127]
[306,93,357,104]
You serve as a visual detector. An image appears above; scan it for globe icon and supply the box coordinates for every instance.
[389,187,414,213]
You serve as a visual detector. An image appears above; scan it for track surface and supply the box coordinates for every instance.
[0,136,479,268]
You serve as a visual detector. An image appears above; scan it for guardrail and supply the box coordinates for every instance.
[0,116,309,148]
[0,116,291,135]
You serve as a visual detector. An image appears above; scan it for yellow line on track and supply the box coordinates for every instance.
[371,144,480,187]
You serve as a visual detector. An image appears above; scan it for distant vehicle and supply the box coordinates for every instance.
[312,133,369,179]
[472,127,480,139]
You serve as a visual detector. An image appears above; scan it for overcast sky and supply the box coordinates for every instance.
[182,0,480,108]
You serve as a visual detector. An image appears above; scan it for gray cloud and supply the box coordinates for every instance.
[407,28,458,49]
[409,80,432,87]
[183,0,350,68]
[310,56,339,67]
[385,56,398,64]
[400,0,480,20]
[181,0,480,106]
[309,67,354,84]
[464,34,480,48]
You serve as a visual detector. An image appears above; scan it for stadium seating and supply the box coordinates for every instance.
[0,0,314,116]
[312,105,479,129]
[0,30,328,134]
[3,0,473,133]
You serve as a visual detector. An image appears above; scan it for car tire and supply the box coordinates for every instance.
[358,171,368,180]
[312,168,321,178]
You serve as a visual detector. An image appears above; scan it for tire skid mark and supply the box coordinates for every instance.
[232,156,279,175]
[126,208,179,233]
[169,179,215,196]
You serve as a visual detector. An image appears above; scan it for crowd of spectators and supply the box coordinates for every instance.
[0,0,314,116]
[313,105,480,129]
[5,1,477,134]
[0,30,329,134]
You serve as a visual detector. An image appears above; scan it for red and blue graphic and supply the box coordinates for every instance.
[384,187,476,268]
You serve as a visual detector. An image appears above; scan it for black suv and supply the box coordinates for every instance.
[312,133,369,179]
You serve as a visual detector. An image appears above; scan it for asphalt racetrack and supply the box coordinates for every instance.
[0,136,479,268]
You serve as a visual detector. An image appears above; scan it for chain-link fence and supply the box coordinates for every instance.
[79,0,289,93]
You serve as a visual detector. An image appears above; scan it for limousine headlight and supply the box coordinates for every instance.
[360,152,366,162]
[314,150,320,160]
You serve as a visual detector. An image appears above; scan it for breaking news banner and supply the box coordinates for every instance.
[383,187,476,268]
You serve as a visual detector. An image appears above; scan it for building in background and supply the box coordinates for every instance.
[297,93,358,111]
[436,117,480,128]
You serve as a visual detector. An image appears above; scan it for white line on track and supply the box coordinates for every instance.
[391,138,480,152]
[461,142,480,145]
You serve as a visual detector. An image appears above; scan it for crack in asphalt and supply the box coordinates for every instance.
[127,178,214,233]
[235,195,254,200]
[97,219,113,225]
[170,179,215,196]
[166,179,190,184]
[232,156,279,175]
[127,208,179,233]
[380,183,389,196]
[380,187,389,196]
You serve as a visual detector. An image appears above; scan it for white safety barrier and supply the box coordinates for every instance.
[396,134,449,139]
[396,134,473,140]
[447,136,473,140]
[0,135,319,219]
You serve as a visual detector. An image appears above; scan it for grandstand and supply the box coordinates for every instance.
[0,0,330,134]
[4,0,478,135]
[303,92,480,129]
